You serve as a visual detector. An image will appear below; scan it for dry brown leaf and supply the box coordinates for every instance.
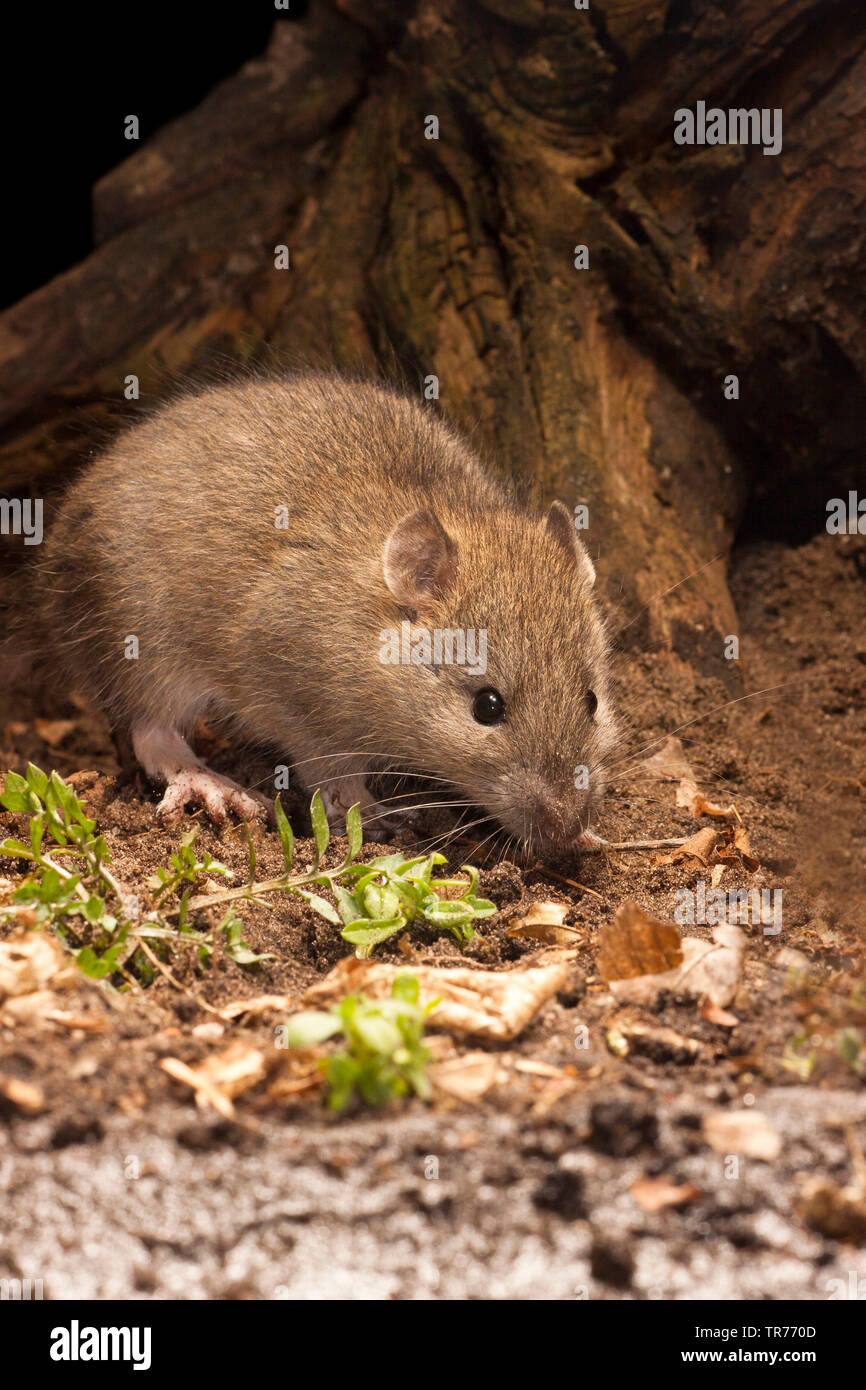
[507,901,577,946]
[218,993,293,1021]
[429,1052,506,1102]
[597,901,683,983]
[702,1109,781,1161]
[651,826,720,867]
[0,1074,45,1114]
[630,1174,701,1212]
[799,1177,866,1243]
[676,924,745,1006]
[0,931,78,1000]
[676,776,736,819]
[710,864,726,888]
[610,924,744,1008]
[717,825,760,872]
[33,718,77,746]
[637,736,694,782]
[303,954,573,1042]
[65,769,101,790]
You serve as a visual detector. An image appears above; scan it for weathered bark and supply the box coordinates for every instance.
[2,0,863,670]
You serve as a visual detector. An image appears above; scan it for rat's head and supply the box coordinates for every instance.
[378,499,616,859]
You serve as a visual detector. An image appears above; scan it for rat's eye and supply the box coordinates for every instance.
[586,689,598,718]
[473,688,505,725]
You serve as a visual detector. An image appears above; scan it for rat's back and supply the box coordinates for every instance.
[38,371,508,727]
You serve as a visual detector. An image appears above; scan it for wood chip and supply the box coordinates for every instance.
[303,954,573,1042]
[160,1040,267,1118]
[630,1174,701,1212]
[702,1109,781,1161]
[0,1074,45,1114]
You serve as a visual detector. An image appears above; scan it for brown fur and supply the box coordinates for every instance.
[35,371,615,852]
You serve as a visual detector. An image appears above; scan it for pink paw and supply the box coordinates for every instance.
[155,769,270,829]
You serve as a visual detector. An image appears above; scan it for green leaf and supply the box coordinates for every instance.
[29,815,44,858]
[76,940,126,979]
[325,1052,360,1110]
[457,864,480,897]
[286,1010,344,1047]
[421,898,476,925]
[332,884,364,926]
[345,803,363,861]
[362,883,402,921]
[0,791,28,814]
[366,852,406,874]
[43,811,68,846]
[353,1014,402,1055]
[296,890,342,925]
[340,918,405,958]
[465,896,497,917]
[392,971,420,1005]
[310,790,330,865]
[274,795,294,873]
[0,838,33,858]
[25,764,49,798]
[224,941,275,966]
[81,894,106,924]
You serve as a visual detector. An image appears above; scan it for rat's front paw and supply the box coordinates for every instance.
[155,768,270,829]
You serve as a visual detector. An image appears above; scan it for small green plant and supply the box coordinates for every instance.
[0,765,495,987]
[782,1031,817,1081]
[164,790,496,959]
[0,764,270,976]
[286,971,437,1110]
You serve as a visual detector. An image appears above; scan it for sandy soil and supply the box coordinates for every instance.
[0,530,864,1300]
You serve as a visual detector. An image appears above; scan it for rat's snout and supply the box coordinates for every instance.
[521,784,591,855]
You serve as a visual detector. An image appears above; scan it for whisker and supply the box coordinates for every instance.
[597,680,801,779]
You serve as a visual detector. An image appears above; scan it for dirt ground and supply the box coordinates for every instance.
[0,530,864,1300]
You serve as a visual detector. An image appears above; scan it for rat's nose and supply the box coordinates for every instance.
[531,794,574,846]
[527,788,589,851]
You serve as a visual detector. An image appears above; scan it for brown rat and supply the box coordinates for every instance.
[31,371,616,857]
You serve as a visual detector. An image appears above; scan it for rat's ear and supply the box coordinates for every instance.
[383,508,458,616]
[545,499,596,588]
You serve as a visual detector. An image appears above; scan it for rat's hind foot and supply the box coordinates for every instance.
[156,768,269,829]
[131,723,269,829]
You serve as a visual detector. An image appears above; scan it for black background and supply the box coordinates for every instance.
[1,3,308,310]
